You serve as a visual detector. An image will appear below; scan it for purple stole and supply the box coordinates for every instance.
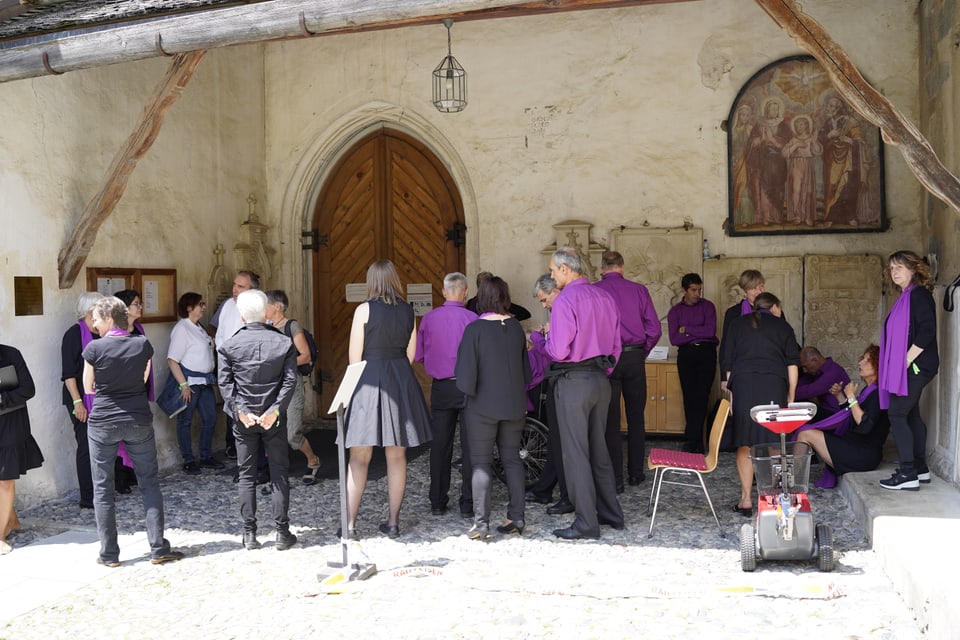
[740,298,752,315]
[878,284,912,409]
[794,383,878,438]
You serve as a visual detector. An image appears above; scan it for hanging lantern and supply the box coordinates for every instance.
[432,19,467,113]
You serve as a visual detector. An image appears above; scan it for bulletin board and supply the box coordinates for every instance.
[85,267,178,323]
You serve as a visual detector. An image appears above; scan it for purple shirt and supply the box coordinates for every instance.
[796,357,851,415]
[667,298,718,346]
[593,271,661,352]
[415,300,477,379]
[546,278,622,365]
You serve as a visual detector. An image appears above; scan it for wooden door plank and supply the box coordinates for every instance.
[755,0,960,217]
[57,50,206,288]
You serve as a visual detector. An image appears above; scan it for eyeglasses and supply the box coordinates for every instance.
[130,302,143,308]
[199,302,207,307]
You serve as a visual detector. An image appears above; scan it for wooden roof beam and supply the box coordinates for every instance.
[57,50,206,288]
[0,0,695,84]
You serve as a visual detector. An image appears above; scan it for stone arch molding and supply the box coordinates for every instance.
[278,101,478,321]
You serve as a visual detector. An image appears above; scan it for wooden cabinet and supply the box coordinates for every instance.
[621,359,685,435]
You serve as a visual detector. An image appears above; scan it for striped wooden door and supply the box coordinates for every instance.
[312,128,465,414]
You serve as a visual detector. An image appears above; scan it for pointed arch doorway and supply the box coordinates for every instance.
[311,127,466,414]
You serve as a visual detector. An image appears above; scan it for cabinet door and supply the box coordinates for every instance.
[660,364,686,433]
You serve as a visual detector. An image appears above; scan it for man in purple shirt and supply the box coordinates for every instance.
[667,273,719,453]
[593,250,662,488]
[524,274,573,516]
[415,272,478,517]
[546,247,624,540]
[797,346,851,421]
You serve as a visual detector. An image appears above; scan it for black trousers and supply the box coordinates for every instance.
[234,420,290,533]
[887,373,932,469]
[604,348,648,483]
[677,343,717,451]
[427,379,473,512]
[68,408,94,504]
[527,378,568,501]
[463,409,524,525]
[555,369,623,535]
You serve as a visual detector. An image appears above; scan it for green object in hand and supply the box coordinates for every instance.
[911,362,919,375]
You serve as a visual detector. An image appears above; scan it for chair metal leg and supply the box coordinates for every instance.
[647,467,666,538]
[646,467,660,516]
[696,472,725,538]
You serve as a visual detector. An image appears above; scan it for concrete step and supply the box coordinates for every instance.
[841,463,960,640]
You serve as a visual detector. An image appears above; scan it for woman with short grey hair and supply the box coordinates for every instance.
[60,291,104,509]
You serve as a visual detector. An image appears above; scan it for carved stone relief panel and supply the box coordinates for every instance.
[803,254,884,377]
[704,256,805,345]
[610,228,703,347]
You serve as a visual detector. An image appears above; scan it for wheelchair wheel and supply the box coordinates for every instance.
[493,416,549,486]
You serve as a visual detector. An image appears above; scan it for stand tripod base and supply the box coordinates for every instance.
[317,562,378,592]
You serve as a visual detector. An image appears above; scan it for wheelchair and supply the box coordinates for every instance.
[492,382,550,486]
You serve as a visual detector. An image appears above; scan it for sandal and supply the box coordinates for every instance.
[302,461,321,485]
[732,503,752,517]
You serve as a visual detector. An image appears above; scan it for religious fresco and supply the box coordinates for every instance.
[727,56,886,236]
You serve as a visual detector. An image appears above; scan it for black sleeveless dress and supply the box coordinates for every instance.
[344,300,431,447]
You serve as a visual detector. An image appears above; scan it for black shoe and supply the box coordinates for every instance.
[598,518,625,530]
[276,530,298,551]
[732,503,752,516]
[546,499,574,515]
[460,508,474,519]
[880,471,920,491]
[199,457,225,470]
[150,550,185,565]
[96,557,120,568]
[225,445,237,460]
[302,462,322,485]
[525,490,551,505]
[628,474,645,486]
[431,506,448,516]
[553,526,600,540]
[243,532,261,550]
[232,472,240,484]
[182,461,201,476]
[260,484,273,496]
[379,523,400,539]
[115,482,132,495]
[615,483,624,494]
[335,527,357,540]
[913,462,932,484]
[80,500,94,509]
[496,520,524,535]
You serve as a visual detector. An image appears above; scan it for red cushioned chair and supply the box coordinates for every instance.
[646,398,730,538]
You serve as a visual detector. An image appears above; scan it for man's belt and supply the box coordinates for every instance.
[546,355,616,378]
[622,344,646,352]
[678,342,717,348]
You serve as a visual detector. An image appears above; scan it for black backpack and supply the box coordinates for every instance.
[283,320,318,376]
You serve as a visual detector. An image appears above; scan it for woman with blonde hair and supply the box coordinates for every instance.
[342,260,431,538]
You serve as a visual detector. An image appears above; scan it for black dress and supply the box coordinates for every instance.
[0,345,44,481]
[345,300,431,448]
[723,313,801,447]
[822,390,890,475]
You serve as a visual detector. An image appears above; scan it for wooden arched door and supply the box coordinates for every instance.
[311,128,466,414]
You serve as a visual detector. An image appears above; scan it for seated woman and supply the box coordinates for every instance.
[796,344,890,488]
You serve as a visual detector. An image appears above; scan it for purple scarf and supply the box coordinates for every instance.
[794,383,877,438]
[879,284,912,409]
[740,298,752,315]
